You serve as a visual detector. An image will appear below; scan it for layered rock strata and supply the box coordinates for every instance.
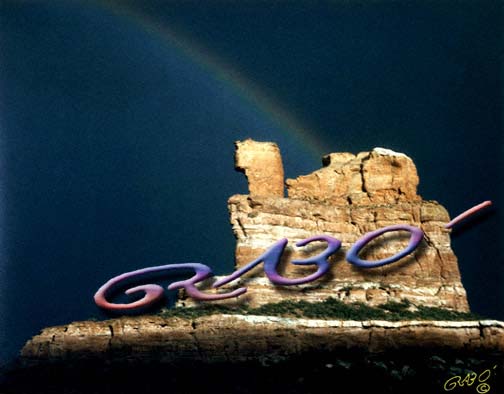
[19,315,504,365]
[179,140,469,311]
[12,140,502,392]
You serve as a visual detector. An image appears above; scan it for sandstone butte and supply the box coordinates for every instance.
[17,139,504,373]
[178,139,468,310]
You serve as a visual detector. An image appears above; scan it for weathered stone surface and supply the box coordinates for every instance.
[286,147,420,204]
[234,139,284,197]
[13,140,500,388]
[179,141,468,311]
[19,315,504,365]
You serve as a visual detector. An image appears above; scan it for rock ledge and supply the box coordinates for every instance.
[20,315,504,366]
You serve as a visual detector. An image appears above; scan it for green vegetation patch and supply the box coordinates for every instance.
[157,298,482,321]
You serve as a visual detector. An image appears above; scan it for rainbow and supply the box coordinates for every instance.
[93,0,326,158]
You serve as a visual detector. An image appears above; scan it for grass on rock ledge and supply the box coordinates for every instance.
[157,298,482,321]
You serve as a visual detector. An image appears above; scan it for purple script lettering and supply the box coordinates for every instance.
[346,225,423,268]
[214,235,341,287]
[94,201,492,312]
[94,263,246,311]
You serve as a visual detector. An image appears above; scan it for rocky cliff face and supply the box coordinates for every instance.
[179,140,468,311]
[19,316,504,365]
[10,314,504,394]
[5,140,502,394]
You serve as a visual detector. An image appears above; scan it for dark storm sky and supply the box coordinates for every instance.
[0,1,502,364]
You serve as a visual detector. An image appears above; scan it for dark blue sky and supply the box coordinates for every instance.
[0,1,502,364]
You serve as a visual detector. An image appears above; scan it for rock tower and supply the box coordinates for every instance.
[180,139,469,311]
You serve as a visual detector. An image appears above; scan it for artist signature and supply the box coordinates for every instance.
[443,365,497,393]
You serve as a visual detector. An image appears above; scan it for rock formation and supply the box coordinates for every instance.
[234,139,284,197]
[11,314,504,393]
[179,140,468,311]
[6,140,503,394]
[20,316,504,364]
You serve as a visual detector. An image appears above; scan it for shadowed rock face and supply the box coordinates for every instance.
[18,316,504,364]
[179,140,468,311]
[6,313,504,394]
[10,315,504,394]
